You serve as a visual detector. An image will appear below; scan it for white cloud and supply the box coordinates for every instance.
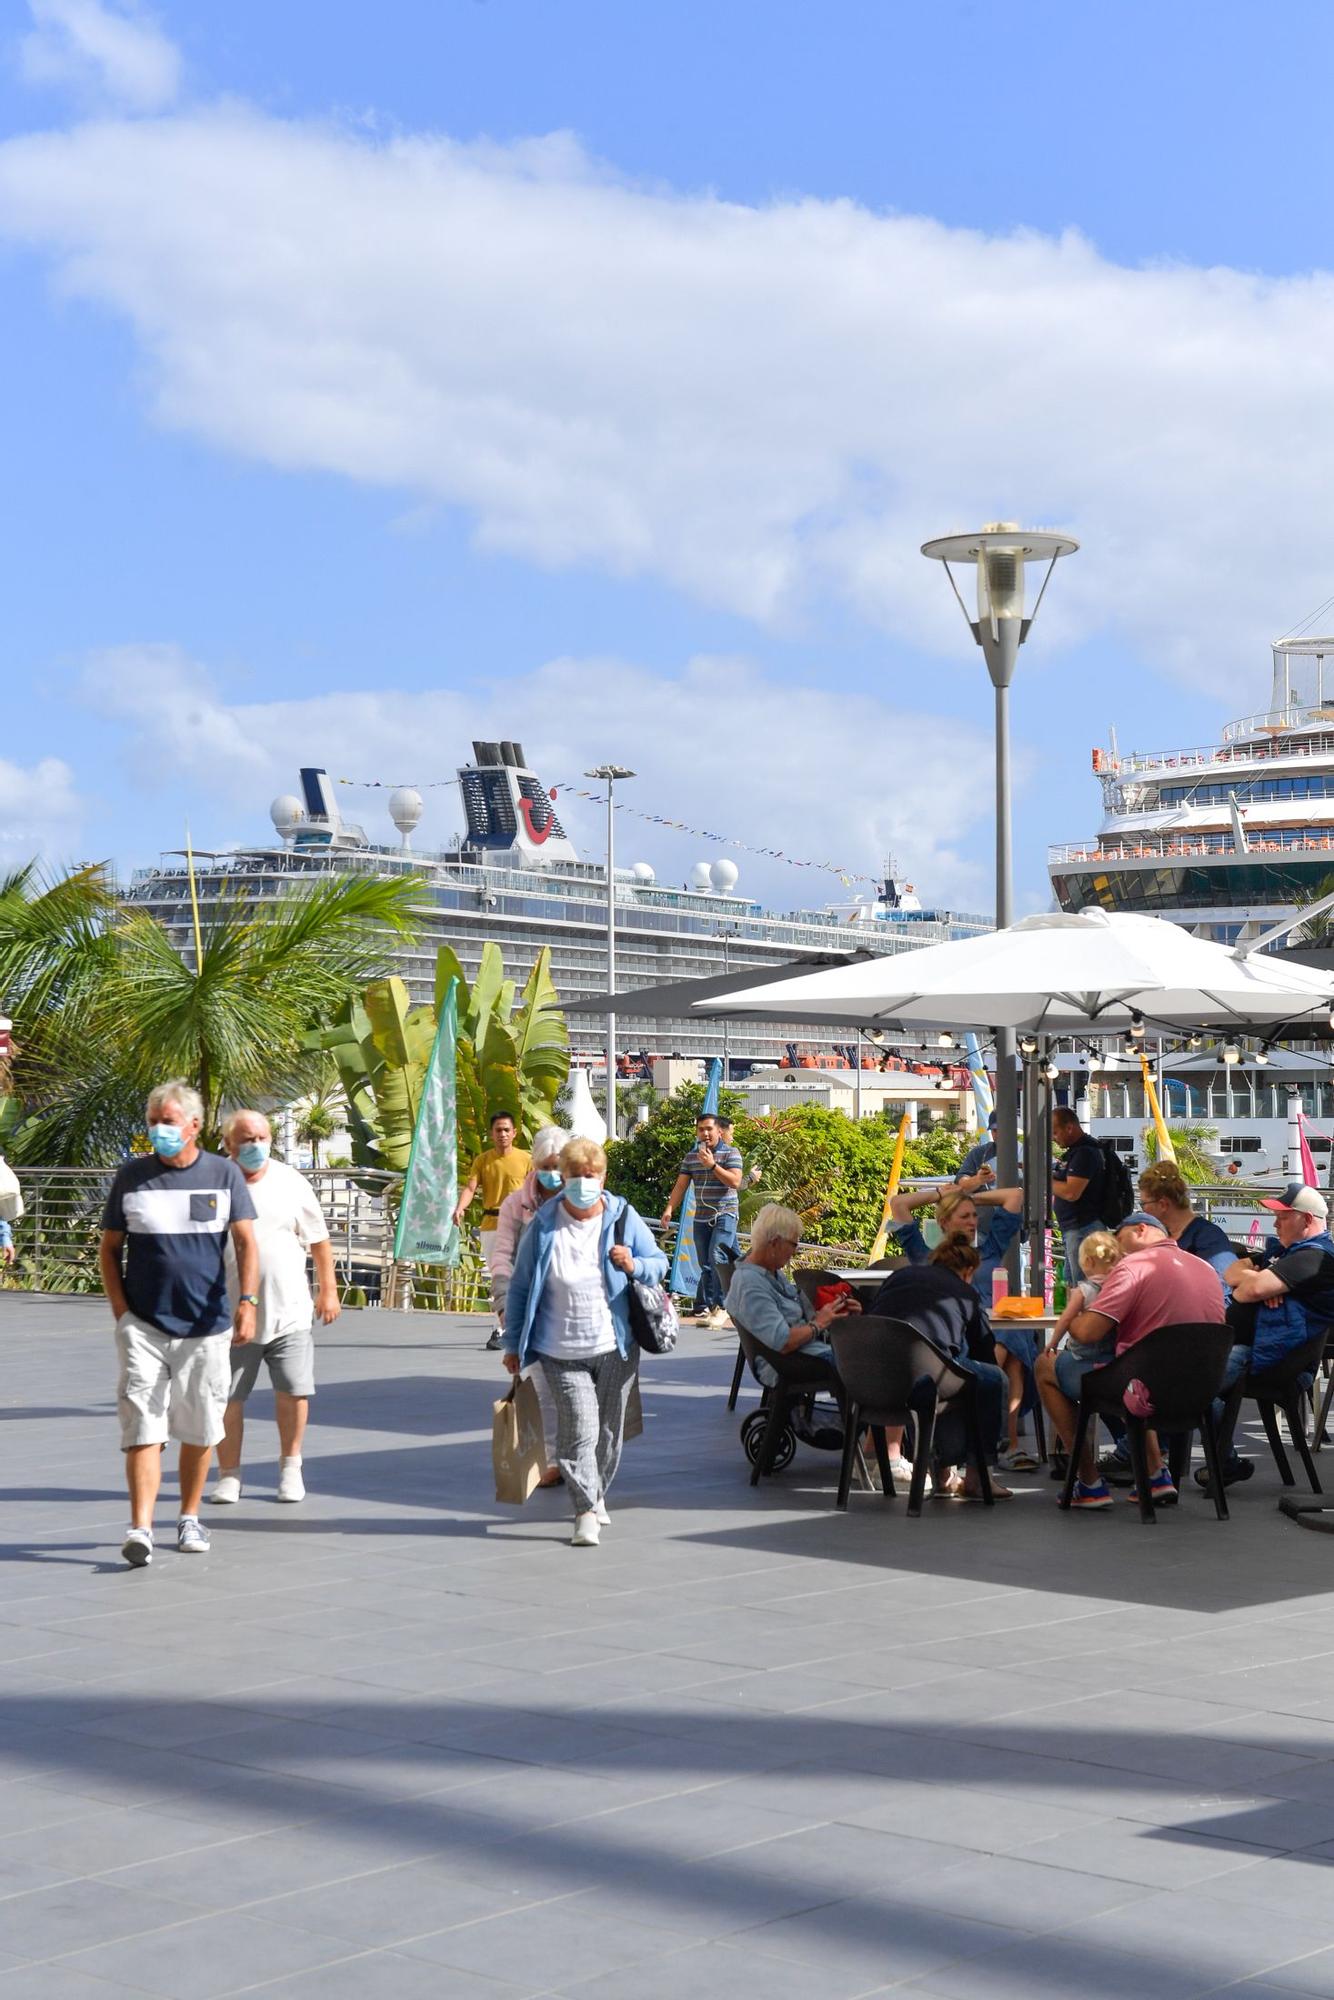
[82,644,1001,914]
[0,753,82,858]
[19,0,180,113]
[4,102,1333,693]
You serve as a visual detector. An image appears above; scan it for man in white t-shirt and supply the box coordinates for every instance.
[212,1109,341,1505]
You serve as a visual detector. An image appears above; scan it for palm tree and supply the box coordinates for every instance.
[1142,1121,1221,1184]
[294,1065,343,1166]
[8,870,422,1163]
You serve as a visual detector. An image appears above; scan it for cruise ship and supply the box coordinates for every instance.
[1051,634,1334,1183]
[127,740,991,1075]
[1050,634,1334,948]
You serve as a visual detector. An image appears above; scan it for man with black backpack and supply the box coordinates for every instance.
[1052,1106,1130,1282]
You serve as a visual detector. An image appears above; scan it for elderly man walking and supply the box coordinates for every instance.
[212,1109,341,1506]
[99,1081,258,1567]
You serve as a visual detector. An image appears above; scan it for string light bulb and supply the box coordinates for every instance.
[1129,1011,1146,1042]
[1256,1045,1271,1066]
[1222,1041,1242,1065]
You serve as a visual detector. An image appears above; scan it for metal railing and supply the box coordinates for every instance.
[0,1169,1293,1306]
[1049,830,1334,864]
[1,1167,403,1305]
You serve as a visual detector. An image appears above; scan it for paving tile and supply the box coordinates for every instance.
[56,1911,357,1997]
[551,1936,895,1999]
[1065,1888,1334,1983]
[0,1880,203,1961]
[398,1900,702,1983]
[241,1951,526,1998]
[737,1896,1024,1986]
[252,1860,536,1945]
[904,1932,1221,2000]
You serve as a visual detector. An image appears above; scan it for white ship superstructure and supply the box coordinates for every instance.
[128,740,990,1073]
[1050,636,1334,947]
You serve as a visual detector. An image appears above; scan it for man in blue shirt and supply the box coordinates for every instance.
[100,1080,258,1567]
[661,1112,743,1324]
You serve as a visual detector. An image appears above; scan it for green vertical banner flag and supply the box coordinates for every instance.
[394,978,460,1266]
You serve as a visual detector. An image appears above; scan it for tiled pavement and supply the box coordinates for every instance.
[5,1298,1334,1996]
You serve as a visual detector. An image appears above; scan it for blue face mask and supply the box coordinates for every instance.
[537,1167,563,1190]
[236,1140,270,1172]
[149,1123,187,1159]
[564,1175,603,1209]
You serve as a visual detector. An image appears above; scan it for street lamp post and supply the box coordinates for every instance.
[921,524,1078,1256]
[585,764,635,1143]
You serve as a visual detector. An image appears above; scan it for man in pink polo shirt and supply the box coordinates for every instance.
[1042,1211,1225,1510]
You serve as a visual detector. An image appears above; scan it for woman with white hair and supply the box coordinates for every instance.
[725,1204,860,1386]
[503,1137,666,1546]
[491,1125,568,1487]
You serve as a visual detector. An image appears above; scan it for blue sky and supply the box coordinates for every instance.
[3,0,1334,916]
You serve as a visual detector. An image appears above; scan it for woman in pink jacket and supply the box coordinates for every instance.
[492,1126,567,1487]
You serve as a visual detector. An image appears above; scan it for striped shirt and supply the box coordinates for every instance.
[679,1141,742,1218]
[103,1151,256,1339]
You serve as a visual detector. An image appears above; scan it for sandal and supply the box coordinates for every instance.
[996,1447,1040,1473]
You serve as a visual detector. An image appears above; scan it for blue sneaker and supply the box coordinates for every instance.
[1069,1479,1113,1510]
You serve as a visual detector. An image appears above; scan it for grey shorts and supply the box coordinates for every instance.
[228,1328,316,1402]
[116,1315,232,1449]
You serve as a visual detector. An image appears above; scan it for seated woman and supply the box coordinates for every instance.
[870,1234,1010,1500]
[726,1203,860,1389]
[888,1175,1032,1470]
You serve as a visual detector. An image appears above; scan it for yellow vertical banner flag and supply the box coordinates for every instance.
[868,1112,912,1262]
[1138,1051,1175,1162]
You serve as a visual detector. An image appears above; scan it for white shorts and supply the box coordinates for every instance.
[114,1314,232,1450]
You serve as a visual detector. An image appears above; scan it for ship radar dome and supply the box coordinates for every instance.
[710,858,739,894]
[388,787,424,849]
[631,861,656,884]
[690,861,713,890]
[270,795,305,843]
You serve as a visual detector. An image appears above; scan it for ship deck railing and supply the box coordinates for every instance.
[1050,830,1334,864]
[1106,723,1334,780]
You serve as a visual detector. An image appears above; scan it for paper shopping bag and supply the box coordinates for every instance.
[493,1373,547,1503]
[623,1375,644,1443]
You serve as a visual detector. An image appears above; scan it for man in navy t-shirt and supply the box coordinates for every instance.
[100,1080,257,1568]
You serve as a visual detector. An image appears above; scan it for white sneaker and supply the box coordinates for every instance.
[276,1458,305,1503]
[707,1309,732,1330]
[594,1499,611,1526]
[211,1473,242,1505]
[571,1512,601,1547]
[121,1526,153,1568]
[176,1516,210,1555]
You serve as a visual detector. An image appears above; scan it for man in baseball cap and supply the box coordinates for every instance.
[1204,1182,1334,1489]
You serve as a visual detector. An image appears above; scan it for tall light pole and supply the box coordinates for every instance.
[586,763,635,1142]
[921,525,1078,1237]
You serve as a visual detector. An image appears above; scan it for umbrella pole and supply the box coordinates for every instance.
[1023,1045,1044,1299]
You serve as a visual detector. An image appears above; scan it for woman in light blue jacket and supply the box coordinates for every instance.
[503,1136,666,1547]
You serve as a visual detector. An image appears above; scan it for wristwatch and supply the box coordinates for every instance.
[238,1293,259,1306]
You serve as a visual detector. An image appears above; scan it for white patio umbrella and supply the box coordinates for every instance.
[682,909,1334,1037]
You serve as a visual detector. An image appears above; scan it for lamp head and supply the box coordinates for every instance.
[920,525,1079,690]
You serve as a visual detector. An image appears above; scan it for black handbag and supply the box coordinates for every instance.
[614,1206,679,1355]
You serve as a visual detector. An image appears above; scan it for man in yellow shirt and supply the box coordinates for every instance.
[454,1112,531,1348]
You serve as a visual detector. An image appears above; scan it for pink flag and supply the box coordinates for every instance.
[1299,1112,1320,1189]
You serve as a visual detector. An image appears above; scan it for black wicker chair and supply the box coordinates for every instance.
[1058,1322,1234,1524]
[1220,1327,1327,1494]
[830,1315,994,1518]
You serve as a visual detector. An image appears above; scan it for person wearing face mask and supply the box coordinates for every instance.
[98,1081,258,1567]
[502,1137,667,1546]
[490,1126,569,1488]
[210,1109,341,1507]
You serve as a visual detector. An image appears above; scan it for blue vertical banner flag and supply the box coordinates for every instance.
[964,1032,993,1126]
[669,1057,723,1299]
[394,978,461,1267]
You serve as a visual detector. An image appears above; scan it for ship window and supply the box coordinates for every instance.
[1219,1136,1262,1154]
